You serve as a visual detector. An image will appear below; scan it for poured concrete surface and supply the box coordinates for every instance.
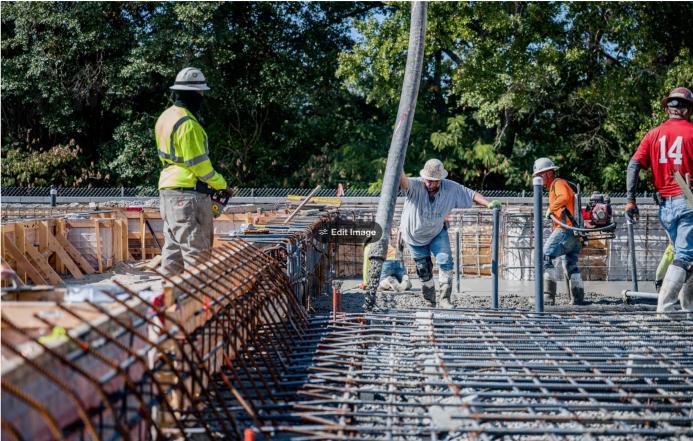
[313,277,657,314]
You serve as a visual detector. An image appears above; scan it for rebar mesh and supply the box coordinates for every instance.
[228,310,693,440]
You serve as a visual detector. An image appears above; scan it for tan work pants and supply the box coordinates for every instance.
[159,189,213,276]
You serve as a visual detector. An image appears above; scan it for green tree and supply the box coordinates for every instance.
[337,2,693,192]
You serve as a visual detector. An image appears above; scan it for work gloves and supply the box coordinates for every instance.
[225,187,235,198]
[625,200,639,222]
[545,208,552,219]
[487,200,502,210]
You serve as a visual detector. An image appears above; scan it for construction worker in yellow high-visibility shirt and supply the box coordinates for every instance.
[155,67,232,276]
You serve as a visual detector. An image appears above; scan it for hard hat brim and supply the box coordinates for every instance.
[532,166,559,177]
[170,84,210,91]
[661,95,693,108]
[419,170,448,181]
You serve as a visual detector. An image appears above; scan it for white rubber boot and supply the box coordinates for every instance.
[438,271,454,309]
[379,276,397,291]
[543,268,558,306]
[396,274,411,292]
[422,279,436,307]
[677,273,693,319]
[568,272,585,305]
[657,265,687,317]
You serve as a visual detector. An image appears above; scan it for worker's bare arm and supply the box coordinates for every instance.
[473,192,490,207]
[400,171,409,189]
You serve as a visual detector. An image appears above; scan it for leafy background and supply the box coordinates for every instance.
[2,2,692,192]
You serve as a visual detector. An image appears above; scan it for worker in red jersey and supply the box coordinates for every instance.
[626,86,693,316]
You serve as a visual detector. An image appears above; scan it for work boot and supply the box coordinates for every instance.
[422,279,436,307]
[438,271,454,309]
[379,276,398,291]
[543,268,558,306]
[568,272,585,305]
[396,275,411,292]
[679,277,693,319]
[657,265,687,318]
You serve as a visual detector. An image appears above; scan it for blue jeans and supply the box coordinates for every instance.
[659,196,693,265]
[407,228,453,272]
[544,228,582,276]
[380,260,406,283]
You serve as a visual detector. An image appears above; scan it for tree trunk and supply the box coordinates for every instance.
[366,2,428,294]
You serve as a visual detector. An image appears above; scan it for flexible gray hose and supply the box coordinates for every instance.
[367,2,428,294]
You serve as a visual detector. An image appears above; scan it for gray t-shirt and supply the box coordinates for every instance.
[400,177,476,246]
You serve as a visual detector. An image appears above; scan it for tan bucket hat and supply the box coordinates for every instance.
[419,159,448,181]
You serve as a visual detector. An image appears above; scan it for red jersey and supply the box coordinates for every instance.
[632,119,693,197]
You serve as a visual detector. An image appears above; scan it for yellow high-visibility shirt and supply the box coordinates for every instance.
[155,105,227,190]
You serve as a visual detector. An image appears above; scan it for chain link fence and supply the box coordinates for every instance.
[1,186,646,199]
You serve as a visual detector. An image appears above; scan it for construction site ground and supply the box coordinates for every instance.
[12,255,667,314]
[312,278,654,313]
[59,262,655,315]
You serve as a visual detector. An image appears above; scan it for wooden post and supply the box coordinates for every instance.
[56,219,66,273]
[121,218,129,261]
[113,218,122,264]
[140,211,146,260]
[13,223,27,283]
[94,219,103,273]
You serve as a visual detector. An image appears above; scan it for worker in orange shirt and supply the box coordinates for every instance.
[533,158,584,305]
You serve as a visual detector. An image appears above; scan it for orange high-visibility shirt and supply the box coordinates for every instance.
[549,178,575,229]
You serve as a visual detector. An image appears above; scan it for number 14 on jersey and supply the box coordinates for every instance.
[659,135,684,165]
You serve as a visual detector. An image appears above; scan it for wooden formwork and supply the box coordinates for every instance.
[1,206,295,286]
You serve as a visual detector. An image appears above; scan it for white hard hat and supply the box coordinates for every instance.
[170,67,210,91]
[532,157,559,177]
[419,159,448,181]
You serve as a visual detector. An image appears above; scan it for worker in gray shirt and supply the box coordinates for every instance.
[400,159,502,308]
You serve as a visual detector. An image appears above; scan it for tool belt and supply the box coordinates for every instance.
[653,192,686,206]
[194,180,215,195]
[164,180,214,195]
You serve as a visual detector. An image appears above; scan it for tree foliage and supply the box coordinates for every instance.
[338,2,693,191]
[2,2,692,192]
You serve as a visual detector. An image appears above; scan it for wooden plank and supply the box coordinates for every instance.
[23,239,63,286]
[38,219,49,252]
[65,219,114,228]
[140,211,146,260]
[128,231,165,240]
[55,220,66,273]
[43,226,84,279]
[13,224,27,283]
[122,210,163,220]
[94,219,103,273]
[121,218,129,261]
[2,234,47,285]
[1,289,64,302]
[113,218,122,263]
[0,302,105,330]
[53,233,96,275]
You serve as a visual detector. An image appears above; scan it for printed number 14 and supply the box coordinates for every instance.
[659,135,683,165]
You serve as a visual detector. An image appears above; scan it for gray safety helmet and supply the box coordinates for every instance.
[419,159,448,181]
[532,157,559,177]
[170,67,210,91]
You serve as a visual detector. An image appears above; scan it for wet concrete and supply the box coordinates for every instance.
[312,277,658,314]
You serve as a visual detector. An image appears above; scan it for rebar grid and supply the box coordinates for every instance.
[228,310,693,440]
[1,240,308,440]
